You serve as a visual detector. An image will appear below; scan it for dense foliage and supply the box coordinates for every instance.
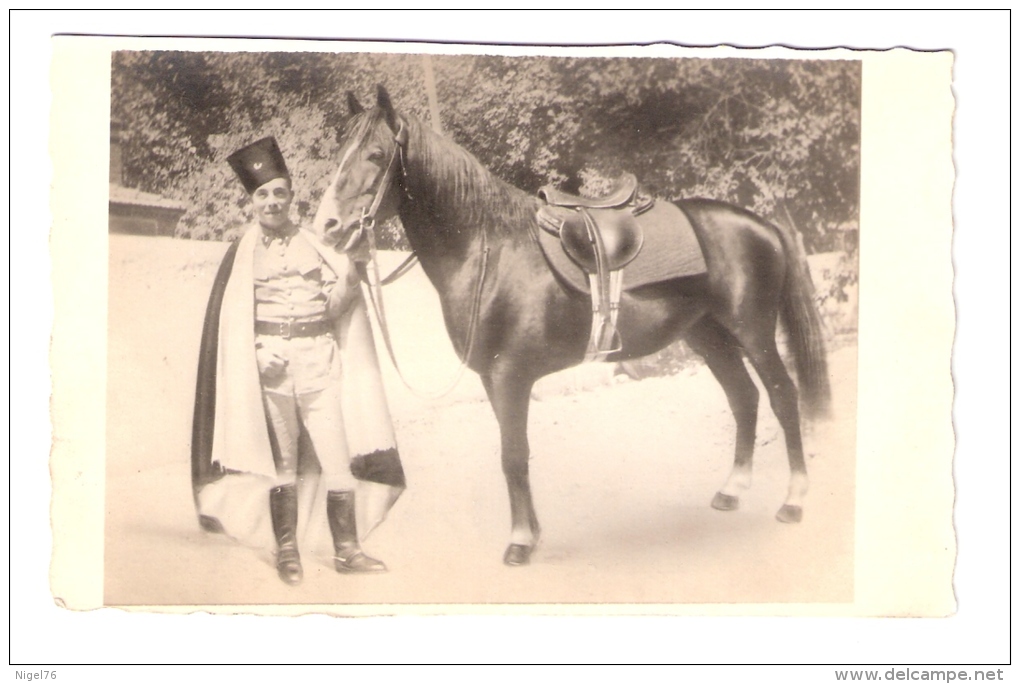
[111,51,860,253]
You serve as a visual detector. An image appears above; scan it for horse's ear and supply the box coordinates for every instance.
[346,91,364,116]
[376,84,399,133]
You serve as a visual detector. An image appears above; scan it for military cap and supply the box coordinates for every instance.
[227,136,290,194]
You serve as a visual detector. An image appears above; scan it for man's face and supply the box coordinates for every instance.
[251,177,293,230]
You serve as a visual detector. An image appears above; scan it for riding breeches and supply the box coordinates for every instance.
[258,333,358,490]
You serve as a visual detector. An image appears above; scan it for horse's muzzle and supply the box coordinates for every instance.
[320,220,365,254]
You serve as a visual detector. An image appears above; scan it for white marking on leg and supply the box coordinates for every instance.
[719,463,753,497]
[510,526,536,546]
[784,471,809,508]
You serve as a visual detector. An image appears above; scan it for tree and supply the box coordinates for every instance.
[111,51,859,253]
[433,55,860,252]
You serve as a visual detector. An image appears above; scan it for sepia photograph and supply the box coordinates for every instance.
[24,9,1005,670]
[97,46,865,607]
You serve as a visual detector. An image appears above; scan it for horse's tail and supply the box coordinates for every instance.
[773,215,832,420]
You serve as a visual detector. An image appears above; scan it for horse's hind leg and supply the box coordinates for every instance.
[739,333,808,523]
[686,319,759,512]
[481,370,541,566]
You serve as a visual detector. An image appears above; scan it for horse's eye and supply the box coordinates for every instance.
[367,150,384,163]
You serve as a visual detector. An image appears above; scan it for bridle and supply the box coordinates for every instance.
[350,119,490,399]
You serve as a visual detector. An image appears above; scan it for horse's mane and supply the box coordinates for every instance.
[351,109,539,243]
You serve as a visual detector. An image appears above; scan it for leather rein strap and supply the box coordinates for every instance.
[356,121,489,399]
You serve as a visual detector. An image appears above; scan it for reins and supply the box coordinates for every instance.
[355,121,489,399]
[379,251,419,285]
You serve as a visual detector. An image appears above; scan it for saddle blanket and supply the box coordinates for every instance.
[536,200,707,293]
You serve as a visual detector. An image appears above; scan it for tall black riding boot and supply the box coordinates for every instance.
[327,490,387,573]
[269,483,303,585]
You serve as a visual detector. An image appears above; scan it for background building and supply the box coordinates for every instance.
[109,120,185,236]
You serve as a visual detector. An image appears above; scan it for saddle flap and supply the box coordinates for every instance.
[556,208,643,273]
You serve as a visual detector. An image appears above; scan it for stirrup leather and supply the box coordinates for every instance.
[581,209,623,362]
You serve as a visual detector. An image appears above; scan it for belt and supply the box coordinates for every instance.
[255,318,332,338]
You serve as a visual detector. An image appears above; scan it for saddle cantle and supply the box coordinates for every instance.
[536,174,654,362]
[539,172,640,209]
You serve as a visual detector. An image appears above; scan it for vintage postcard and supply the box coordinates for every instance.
[47,36,955,617]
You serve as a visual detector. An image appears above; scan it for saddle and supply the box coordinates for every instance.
[537,173,653,362]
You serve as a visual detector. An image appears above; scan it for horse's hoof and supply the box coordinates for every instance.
[776,504,803,524]
[503,544,533,566]
[711,492,740,511]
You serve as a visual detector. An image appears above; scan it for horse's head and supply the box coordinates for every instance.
[312,85,407,249]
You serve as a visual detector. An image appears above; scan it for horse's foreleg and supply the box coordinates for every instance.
[741,337,808,523]
[687,320,759,511]
[482,371,541,566]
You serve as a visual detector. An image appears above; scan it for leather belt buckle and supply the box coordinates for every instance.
[279,319,293,339]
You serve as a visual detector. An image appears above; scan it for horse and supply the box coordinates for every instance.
[312,86,831,566]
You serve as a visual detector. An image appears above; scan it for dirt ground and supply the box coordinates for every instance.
[103,236,857,609]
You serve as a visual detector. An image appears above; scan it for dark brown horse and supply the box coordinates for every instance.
[313,87,831,566]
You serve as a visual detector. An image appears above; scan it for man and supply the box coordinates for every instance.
[191,137,405,586]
